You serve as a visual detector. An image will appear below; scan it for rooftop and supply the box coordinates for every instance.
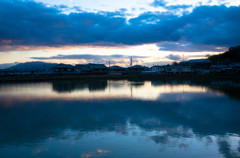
[87,63,107,69]
[108,66,125,70]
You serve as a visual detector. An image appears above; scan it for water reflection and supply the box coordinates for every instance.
[0,79,211,101]
[52,79,108,93]
[0,79,240,158]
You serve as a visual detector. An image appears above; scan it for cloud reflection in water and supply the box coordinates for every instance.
[0,79,240,158]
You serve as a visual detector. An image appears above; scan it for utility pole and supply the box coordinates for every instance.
[109,60,110,67]
[130,57,133,67]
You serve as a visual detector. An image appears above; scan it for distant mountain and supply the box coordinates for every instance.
[6,61,58,71]
[0,62,18,69]
[208,46,240,63]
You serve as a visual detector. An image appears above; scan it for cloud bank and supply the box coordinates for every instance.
[31,54,148,65]
[31,54,147,60]
[0,0,240,52]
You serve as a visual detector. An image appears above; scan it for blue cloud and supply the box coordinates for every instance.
[31,54,147,60]
[166,54,182,61]
[0,0,240,52]
[151,0,167,7]
[151,0,192,11]
[180,5,240,47]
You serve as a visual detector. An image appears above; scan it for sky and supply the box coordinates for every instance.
[1,0,240,68]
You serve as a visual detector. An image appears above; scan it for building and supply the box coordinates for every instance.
[210,65,228,73]
[75,64,92,73]
[181,59,211,70]
[108,66,126,75]
[0,70,8,76]
[52,64,76,74]
[86,64,107,73]
[128,65,149,74]
[0,69,36,76]
[180,59,210,65]
[165,65,191,74]
[230,63,240,73]
[151,66,165,73]
[151,65,192,74]
[192,68,210,74]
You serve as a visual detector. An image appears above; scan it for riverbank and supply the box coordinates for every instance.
[0,73,240,83]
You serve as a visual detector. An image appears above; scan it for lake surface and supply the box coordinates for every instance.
[0,79,240,158]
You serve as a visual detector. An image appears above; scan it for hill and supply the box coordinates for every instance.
[6,61,58,72]
[208,46,240,63]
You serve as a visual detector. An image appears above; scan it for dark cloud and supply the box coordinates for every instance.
[31,54,147,60]
[180,5,240,47]
[0,0,240,52]
[166,54,182,61]
[0,0,129,48]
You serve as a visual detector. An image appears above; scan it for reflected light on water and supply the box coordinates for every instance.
[0,80,210,101]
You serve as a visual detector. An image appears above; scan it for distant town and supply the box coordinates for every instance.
[1,46,240,79]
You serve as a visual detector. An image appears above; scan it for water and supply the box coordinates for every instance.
[0,79,240,158]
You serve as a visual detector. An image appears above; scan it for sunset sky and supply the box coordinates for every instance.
[1,0,240,68]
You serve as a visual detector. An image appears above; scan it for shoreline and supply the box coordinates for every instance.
[0,73,240,83]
